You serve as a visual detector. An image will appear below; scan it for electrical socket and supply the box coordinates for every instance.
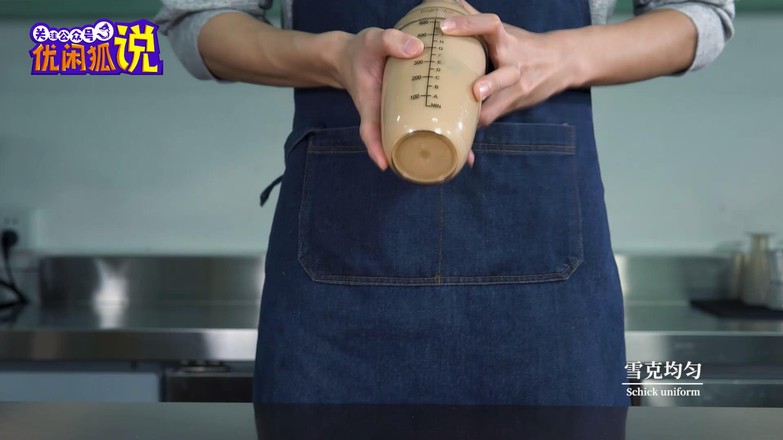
[0,208,37,251]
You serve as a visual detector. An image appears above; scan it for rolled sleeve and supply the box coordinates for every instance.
[634,1,735,72]
[154,1,273,81]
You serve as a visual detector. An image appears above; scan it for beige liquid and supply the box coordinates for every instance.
[381,0,486,184]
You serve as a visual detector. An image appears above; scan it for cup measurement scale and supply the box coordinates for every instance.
[398,5,465,110]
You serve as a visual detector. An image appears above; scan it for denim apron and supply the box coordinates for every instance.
[254,0,628,405]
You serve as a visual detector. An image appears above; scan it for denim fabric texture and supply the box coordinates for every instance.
[254,0,629,406]
[299,124,583,285]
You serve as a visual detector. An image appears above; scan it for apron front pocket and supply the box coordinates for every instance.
[297,123,583,286]
[440,122,583,284]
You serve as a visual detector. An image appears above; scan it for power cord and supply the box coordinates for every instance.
[0,229,28,309]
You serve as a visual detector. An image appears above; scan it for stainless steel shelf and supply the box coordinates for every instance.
[0,304,258,361]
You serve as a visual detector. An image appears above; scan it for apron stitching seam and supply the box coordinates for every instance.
[437,185,445,284]
[475,143,574,148]
[477,150,574,155]
[307,277,572,287]
[297,136,316,280]
[309,268,573,280]
[309,151,366,154]
[568,126,581,262]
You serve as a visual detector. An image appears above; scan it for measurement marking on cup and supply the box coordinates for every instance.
[401,14,448,109]
[424,18,438,107]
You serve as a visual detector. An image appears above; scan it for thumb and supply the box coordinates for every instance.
[378,28,424,58]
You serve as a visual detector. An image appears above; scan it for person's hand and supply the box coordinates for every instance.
[440,1,581,127]
[330,28,424,170]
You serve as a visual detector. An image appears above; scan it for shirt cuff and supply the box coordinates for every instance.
[657,3,735,72]
[164,9,249,81]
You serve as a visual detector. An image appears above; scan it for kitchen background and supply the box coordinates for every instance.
[1,1,782,406]
[1,2,781,257]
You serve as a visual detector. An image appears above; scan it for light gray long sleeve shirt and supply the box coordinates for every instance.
[155,0,735,81]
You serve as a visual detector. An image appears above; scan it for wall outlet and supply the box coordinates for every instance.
[0,208,37,251]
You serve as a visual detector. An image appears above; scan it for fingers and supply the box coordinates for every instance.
[350,28,422,170]
[377,28,424,59]
[440,13,505,46]
[473,65,520,101]
[479,79,546,126]
[479,89,517,127]
[359,119,388,170]
[356,92,388,170]
[467,150,475,167]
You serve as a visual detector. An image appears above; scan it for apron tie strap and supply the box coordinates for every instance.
[259,175,284,207]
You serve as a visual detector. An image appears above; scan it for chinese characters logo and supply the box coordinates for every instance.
[625,361,703,398]
[29,19,163,75]
[625,361,702,383]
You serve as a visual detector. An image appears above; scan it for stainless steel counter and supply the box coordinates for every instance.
[624,301,783,364]
[4,253,762,362]
[1,402,782,440]
[0,304,258,361]
[4,255,783,406]
[2,301,783,364]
